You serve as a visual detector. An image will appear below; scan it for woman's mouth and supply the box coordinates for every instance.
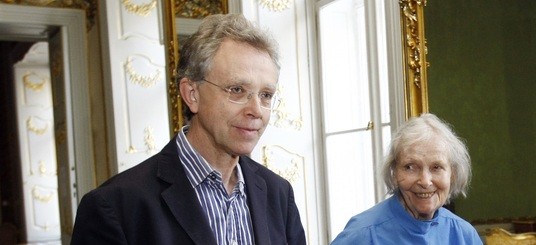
[415,192,434,198]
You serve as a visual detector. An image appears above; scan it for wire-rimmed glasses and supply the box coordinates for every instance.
[201,79,279,110]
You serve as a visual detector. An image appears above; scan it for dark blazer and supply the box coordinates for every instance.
[71,137,306,245]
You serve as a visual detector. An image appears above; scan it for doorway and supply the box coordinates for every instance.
[0,3,93,244]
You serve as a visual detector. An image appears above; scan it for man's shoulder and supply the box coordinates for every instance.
[239,156,289,183]
[90,150,171,196]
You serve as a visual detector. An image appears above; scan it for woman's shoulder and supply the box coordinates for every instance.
[332,198,396,243]
[438,208,479,232]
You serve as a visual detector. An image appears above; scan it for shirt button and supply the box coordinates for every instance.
[231,240,238,245]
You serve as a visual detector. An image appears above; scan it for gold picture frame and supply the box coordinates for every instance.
[399,0,429,119]
[163,0,228,135]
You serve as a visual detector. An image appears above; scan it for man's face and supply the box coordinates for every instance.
[191,39,279,157]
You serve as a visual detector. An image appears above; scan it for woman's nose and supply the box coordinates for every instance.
[418,170,433,188]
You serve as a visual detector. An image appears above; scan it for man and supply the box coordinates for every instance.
[71,13,306,245]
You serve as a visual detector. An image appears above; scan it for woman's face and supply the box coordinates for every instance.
[395,139,452,220]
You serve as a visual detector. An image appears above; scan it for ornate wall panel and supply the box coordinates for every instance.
[101,0,170,173]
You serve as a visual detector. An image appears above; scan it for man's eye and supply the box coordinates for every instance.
[260,92,274,100]
[228,86,245,94]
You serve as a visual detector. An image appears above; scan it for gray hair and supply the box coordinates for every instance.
[177,13,280,120]
[381,113,472,202]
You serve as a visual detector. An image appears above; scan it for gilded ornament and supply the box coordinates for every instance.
[32,186,55,203]
[26,116,48,135]
[262,145,303,184]
[271,85,303,130]
[174,0,226,19]
[259,0,291,12]
[144,126,156,154]
[399,0,429,118]
[121,0,157,17]
[124,56,162,88]
[23,72,48,92]
[127,145,137,153]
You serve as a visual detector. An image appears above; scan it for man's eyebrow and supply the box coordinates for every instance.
[226,79,277,90]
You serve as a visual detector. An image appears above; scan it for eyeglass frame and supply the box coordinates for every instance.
[198,79,280,110]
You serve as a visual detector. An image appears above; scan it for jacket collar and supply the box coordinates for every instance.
[240,157,270,245]
[157,137,218,244]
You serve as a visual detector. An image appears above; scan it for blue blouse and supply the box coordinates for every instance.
[331,195,483,244]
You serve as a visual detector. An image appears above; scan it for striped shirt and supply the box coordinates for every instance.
[176,126,255,245]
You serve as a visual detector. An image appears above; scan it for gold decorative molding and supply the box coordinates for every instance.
[485,228,536,245]
[167,0,228,135]
[126,126,157,154]
[144,126,156,154]
[259,0,292,12]
[26,116,48,135]
[163,0,181,134]
[121,0,156,17]
[174,0,227,19]
[124,56,162,88]
[271,85,303,130]
[23,72,48,92]
[399,0,429,119]
[127,145,137,154]
[0,0,98,30]
[22,0,54,5]
[32,186,55,203]
[30,160,57,176]
[262,145,303,184]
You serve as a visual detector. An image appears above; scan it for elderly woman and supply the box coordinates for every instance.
[332,113,482,244]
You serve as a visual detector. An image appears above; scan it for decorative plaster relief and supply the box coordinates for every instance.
[121,0,157,16]
[271,85,303,130]
[119,0,161,42]
[23,72,47,92]
[26,116,48,135]
[21,71,52,107]
[124,55,163,88]
[30,185,60,231]
[260,0,292,12]
[261,145,304,184]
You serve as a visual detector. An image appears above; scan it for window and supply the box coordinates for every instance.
[317,0,395,239]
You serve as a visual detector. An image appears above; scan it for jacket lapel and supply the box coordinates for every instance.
[157,138,217,245]
[240,157,270,245]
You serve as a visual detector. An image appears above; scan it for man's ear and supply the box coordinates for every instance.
[179,77,199,112]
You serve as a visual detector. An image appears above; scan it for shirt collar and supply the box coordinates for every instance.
[390,192,440,234]
[176,125,245,194]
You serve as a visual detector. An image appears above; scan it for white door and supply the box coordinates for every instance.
[14,42,61,243]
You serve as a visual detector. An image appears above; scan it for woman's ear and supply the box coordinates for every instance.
[179,77,199,113]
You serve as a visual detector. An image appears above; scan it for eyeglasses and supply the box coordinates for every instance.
[201,79,279,110]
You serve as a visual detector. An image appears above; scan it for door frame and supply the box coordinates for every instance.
[0,3,94,242]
